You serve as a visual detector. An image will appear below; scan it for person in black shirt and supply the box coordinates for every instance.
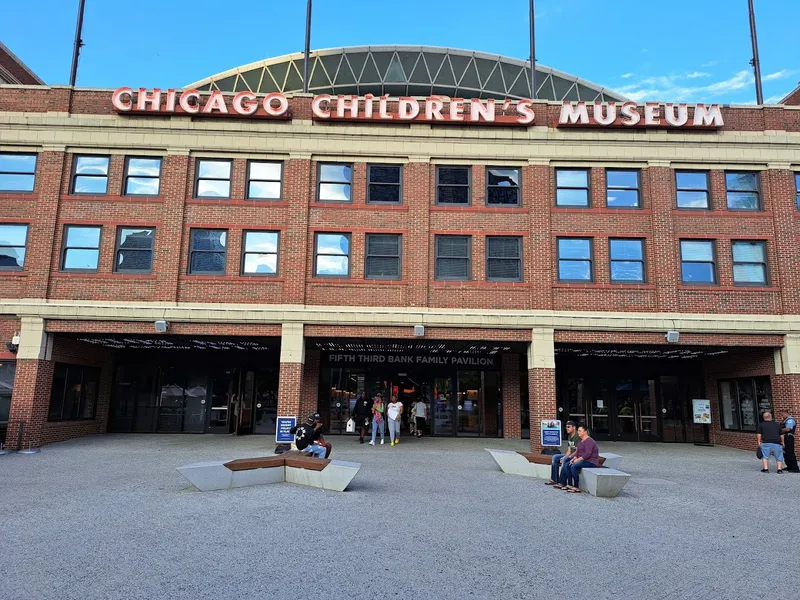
[290,414,331,459]
[351,391,372,444]
[756,411,785,473]
[779,410,798,472]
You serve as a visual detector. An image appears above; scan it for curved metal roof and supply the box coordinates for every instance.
[187,45,626,102]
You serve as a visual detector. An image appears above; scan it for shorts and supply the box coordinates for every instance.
[760,443,784,462]
[416,417,426,429]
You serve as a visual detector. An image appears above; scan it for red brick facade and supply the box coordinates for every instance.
[2,87,800,451]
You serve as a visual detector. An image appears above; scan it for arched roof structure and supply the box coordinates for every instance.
[187,45,626,102]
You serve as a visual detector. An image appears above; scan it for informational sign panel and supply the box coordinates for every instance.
[541,420,562,447]
[275,416,297,443]
[692,400,712,424]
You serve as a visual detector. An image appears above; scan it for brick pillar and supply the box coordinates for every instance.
[6,317,53,449]
[407,160,430,308]
[157,152,189,301]
[647,163,680,311]
[300,348,321,418]
[528,163,553,309]
[527,327,556,452]
[767,167,800,314]
[277,323,305,419]
[502,353,521,439]
[26,149,66,298]
[283,156,312,304]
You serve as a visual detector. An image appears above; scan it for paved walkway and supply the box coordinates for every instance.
[1,434,798,599]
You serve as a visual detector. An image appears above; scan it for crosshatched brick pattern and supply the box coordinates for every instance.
[502,353,521,439]
[528,367,557,452]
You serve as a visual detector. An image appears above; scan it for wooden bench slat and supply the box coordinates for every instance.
[517,452,607,467]
[224,456,286,471]
[284,456,330,470]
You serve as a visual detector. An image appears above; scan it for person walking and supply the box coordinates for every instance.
[387,394,403,446]
[413,398,428,437]
[780,410,798,472]
[370,393,385,446]
[757,411,785,473]
[352,391,372,444]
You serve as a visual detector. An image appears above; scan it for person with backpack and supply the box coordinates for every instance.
[370,393,386,446]
[290,413,331,459]
[351,391,372,444]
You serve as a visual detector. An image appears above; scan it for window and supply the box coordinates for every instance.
[555,169,589,207]
[436,166,470,205]
[365,234,401,279]
[71,155,109,195]
[318,164,352,202]
[732,241,767,285]
[367,165,402,204]
[486,236,522,282]
[795,173,800,210]
[0,362,15,425]
[680,240,716,284]
[719,377,772,432]
[435,235,471,280]
[48,363,99,421]
[557,238,593,281]
[242,231,279,275]
[676,171,709,209]
[486,168,520,206]
[0,224,28,270]
[609,239,645,283]
[188,229,227,275]
[114,227,155,273]
[123,157,161,196]
[314,233,351,277]
[247,161,282,200]
[606,170,640,208]
[726,172,760,210]
[0,153,36,192]
[61,225,101,272]
[195,159,231,198]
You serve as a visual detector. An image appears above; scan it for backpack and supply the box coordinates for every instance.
[293,424,314,450]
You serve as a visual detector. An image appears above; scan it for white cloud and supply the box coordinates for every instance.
[762,69,792,81]
[686,71,711,79]
[611,70,758,102]
[620,73,634,79]
[764,95,785,104]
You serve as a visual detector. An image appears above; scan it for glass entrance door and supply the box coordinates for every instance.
[611,378,658,441]
[208,371,236,434]
[456,371,482,436]
[614,380,638,441]
[252,369,279,435]
[432,377,454,436]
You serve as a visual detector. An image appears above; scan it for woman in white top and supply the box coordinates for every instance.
[386,395,403,446]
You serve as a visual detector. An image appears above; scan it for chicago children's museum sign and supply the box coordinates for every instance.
[111,87,724,129]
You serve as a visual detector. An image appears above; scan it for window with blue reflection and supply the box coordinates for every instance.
[557,238,592,281]
[195,159,231,198]
[610,238,645,282]
[242,231,279,275]
[71,156,109,195]
[680,240,716,284]
[318,164,352,202]
[315,233,350,276]
[725,172,760,211]
[0,153,36,192]
[732,241,767,285]
[0,224,29,270]
[556,169,589,207]
[247,161,282,200]
[61,225,101,271]
[124,157,161,196]
[676,171,709,209]
[606,170,640,208]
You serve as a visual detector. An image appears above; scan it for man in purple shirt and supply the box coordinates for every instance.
[564,425,600,493]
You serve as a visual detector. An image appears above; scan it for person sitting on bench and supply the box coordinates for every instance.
[564,425,599,493]
[546,420,579,489]
[290,413,332,459]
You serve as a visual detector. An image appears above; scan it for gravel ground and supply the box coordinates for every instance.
[1,434,798,600]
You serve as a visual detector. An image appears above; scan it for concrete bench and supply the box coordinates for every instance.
[578,467,630,497]
[486,449,611,480]
[599,452,623,470]
[176,451,360,492]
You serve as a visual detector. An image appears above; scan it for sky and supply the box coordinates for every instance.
[2,0,798,104]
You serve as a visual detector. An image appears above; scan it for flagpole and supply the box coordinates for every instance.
[302,0,313,93]
[529,0,536,99]
[69,0,87,86]
[747,0,764,104]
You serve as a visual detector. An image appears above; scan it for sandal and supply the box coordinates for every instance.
[567,487,582,493]
[545,481,557,485]
[777,470,784,474]
[553,484,564,489]
[761,469,769,473]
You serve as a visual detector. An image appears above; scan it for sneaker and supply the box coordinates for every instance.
[390,440,395,446]
[359,439,364,444]
[761,468,769,473]
[369,441,375,446]
[778,469,784,474]
[380,439,384,445]
[395,439,400,445]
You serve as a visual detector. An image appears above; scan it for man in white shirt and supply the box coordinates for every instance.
[413,399,428,437]
[387,395,403,446]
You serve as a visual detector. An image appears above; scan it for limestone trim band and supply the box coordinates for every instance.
[2,298,800,336]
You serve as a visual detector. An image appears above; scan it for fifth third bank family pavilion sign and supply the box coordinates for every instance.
[111,87,725,129]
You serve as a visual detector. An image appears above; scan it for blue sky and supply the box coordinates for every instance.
[2,0,798,104]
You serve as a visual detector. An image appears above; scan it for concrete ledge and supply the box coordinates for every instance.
[599,452,623,470]
[176,455,360,492]
[486,448,551,479]
[578,468,631,497]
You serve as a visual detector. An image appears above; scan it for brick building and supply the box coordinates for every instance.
[1,46,800,452]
